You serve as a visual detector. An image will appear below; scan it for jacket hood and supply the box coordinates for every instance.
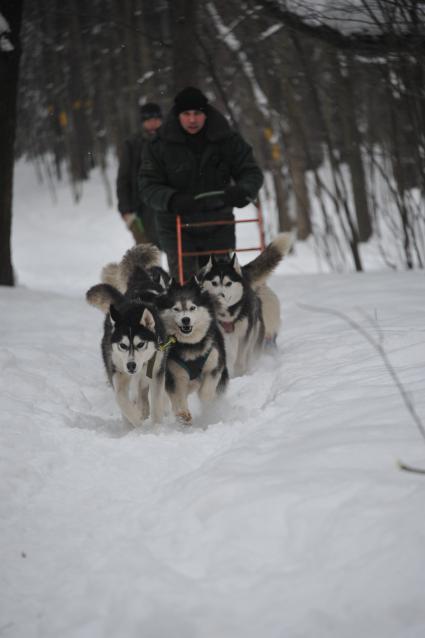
[159,104,233,144]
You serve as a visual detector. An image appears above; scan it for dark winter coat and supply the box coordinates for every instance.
[139,105,264,231]
[117,131,146,214]
[117,131,160,244]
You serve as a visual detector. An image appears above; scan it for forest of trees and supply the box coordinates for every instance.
[3,0,425,283]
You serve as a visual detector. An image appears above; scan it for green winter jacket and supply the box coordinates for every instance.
[139,105,263,229]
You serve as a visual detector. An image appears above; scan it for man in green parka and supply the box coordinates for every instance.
[117,102,162,246]
[139,87,263,278]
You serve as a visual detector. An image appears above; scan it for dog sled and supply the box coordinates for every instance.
[176,190,265,284]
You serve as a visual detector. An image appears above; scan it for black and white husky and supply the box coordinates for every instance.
[86,245,170,426]
[198,233,293,376]
[156,277,229,424]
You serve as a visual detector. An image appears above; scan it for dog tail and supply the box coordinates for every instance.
[86,283,125,314]
[243,232,294,288]
[120,244,161,282]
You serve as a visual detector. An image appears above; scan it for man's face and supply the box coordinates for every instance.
[178,110,207,135]
[143,117,162,136]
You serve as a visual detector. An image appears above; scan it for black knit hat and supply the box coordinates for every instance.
[173,87,208,115]
[140,102,162,121]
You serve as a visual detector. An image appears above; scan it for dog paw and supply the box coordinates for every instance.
[177,410,192,424]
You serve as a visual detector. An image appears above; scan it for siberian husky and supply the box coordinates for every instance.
[86,245,171,425]
[100,244,170,297]
[198,233,293,376]
[156,277,229,424]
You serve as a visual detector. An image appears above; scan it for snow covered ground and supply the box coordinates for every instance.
[1,161,425,638]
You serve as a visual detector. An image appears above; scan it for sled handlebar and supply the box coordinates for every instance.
[193,190,257,205]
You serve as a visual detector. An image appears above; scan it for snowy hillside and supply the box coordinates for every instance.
[1,162,425,638]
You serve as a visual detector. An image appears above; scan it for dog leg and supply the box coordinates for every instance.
[169,389,192,424]
[198,371,220,403]
[234,340,250,376]
[166,363,192,424]
[137,384,150,420]
[223,334,237,378]
[113,372,144,427]
[149,372,166,424]
[258,284,280,342]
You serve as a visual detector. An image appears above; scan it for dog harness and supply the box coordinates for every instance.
[168,347,213,381]
[145,335,177,379]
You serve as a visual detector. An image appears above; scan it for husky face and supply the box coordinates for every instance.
[201,255,244,309]
[160,278,213,344]
[110,305,157,375]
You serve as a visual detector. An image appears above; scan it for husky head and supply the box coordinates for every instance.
[109,303,158,375]
[148,266,171,293]
[199,254,244,309]
[157,277,216,344]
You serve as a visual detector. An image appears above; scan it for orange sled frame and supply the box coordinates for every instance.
[176,200,266,284]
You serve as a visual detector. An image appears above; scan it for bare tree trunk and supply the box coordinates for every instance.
[336,52,372,242]
[170,0,199,91]
[0,0,24,286]
[286,138,311,239]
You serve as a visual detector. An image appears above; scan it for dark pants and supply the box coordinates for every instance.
[159,220,236,280]
[137,207,160,248]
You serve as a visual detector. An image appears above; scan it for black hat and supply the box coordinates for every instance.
[140,102,162,121]
[173,87,208,115]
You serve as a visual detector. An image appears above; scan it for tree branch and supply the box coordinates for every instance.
[252,0,425,55]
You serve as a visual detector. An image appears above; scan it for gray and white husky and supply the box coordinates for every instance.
[156,277,229,424]
[86,245,170,426]
[198,233,293,377]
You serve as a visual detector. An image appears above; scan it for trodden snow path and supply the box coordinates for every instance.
[1,162,425,637]
[2,272,425,638]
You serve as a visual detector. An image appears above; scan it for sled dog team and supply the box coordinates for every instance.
[86,234,292,426]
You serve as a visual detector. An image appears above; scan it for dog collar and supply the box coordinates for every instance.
[220,320,235,334]
[156,335,177,351]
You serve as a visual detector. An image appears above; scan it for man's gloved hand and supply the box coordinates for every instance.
[122,212,137,228]
[169,192,199,215]
[223,185,249,208]
[122,212,147,244]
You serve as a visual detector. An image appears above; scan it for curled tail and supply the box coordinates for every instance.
[86,283,125,314]
[120,244,161,282]
[101,262,124,292]
[101,244,161,292]
[243,232,294,289]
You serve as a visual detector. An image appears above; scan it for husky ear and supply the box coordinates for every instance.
[231,253,242,276]
[168,277,179,291]
[140,307,155,331]
[204,256,213,274]
[196,257,212,283]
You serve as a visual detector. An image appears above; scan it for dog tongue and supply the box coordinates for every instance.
[220,321,235,333]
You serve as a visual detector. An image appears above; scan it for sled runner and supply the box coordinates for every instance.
[176,190,266,284]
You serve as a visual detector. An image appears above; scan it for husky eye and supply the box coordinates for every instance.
[189,305,197,312]
[225,282,232,287]
[119,342,129,351]
[211,281,218,287]
[172,306,180,312]
[136,342,146,350]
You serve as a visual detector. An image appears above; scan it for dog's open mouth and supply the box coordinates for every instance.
[179,325,193,334]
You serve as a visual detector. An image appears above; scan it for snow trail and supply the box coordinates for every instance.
[1,162,424,637]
